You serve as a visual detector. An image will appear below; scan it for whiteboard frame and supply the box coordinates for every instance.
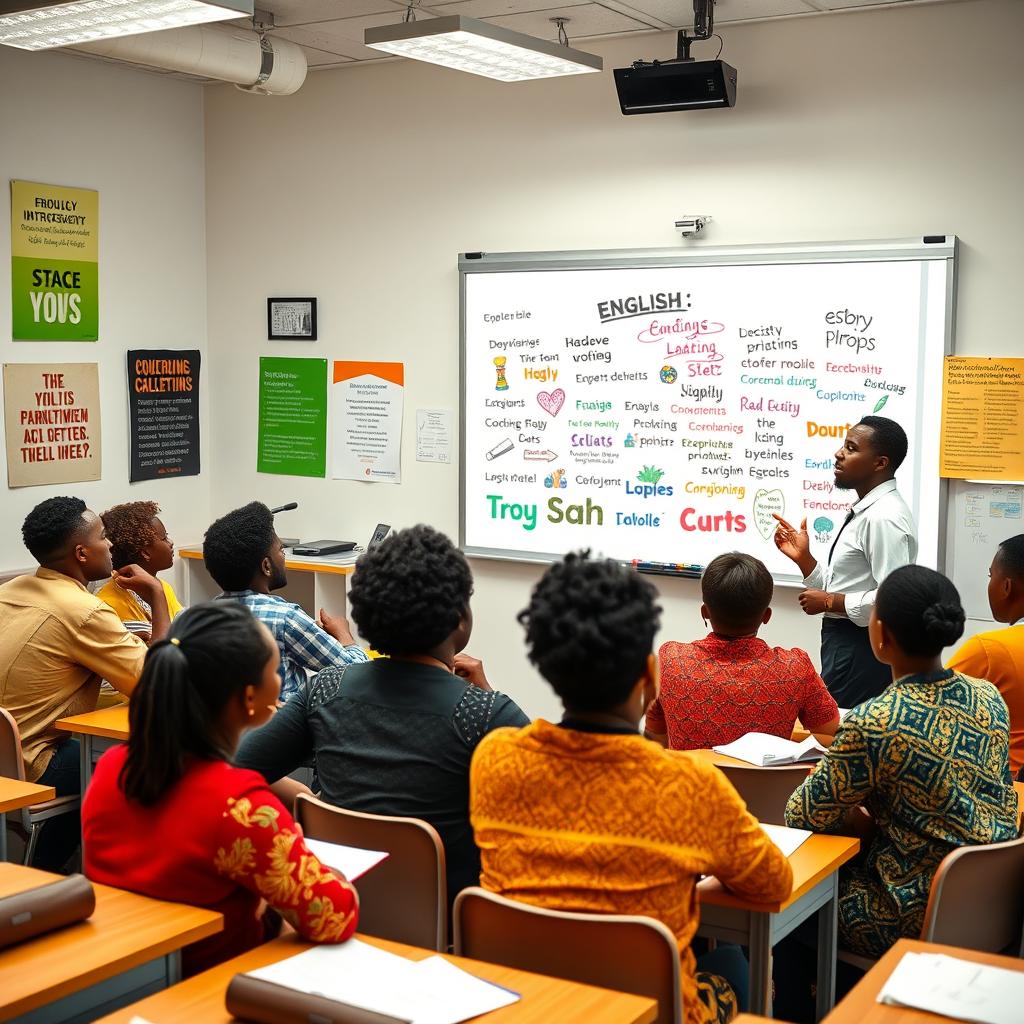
[459,236,958,575]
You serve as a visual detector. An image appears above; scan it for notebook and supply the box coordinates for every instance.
[713,732,828,767]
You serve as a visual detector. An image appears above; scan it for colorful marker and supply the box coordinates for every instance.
[631,559,703,577]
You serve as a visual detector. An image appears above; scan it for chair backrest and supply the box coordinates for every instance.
[0,707,28,782]
[716,764,809,824]
[295,793,447,951]
[921,835,1024,955]
[453,887,682,1024]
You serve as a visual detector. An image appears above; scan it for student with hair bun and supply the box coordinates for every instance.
[83,602,358,976]
[471,552,792,1024]
[786,564,1018,960]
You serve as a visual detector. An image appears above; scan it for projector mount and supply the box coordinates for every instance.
[632,0,714,70]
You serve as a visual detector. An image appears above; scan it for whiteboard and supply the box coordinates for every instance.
[459,238,956,583]
[947,480,1024,621]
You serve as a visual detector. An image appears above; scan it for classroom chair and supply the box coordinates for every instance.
[838,834,1024,971]
[453,886,683,1024]
[294,794,447,951]
[0,708,81,865]
[716,764,810,825]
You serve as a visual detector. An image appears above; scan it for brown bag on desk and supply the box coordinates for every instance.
[225,973,412,1024]
[0,873,96,949]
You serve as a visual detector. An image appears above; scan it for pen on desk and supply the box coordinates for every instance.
[631,559,704,576]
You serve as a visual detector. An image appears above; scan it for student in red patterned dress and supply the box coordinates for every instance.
[83,601,358,975]
[645,553,840,751]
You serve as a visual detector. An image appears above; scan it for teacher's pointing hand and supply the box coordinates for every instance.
[772,514,810,564]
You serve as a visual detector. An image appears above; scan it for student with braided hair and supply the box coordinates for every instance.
[470,551,792,1024]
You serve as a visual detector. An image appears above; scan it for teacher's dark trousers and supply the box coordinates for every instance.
[820,617,891,709]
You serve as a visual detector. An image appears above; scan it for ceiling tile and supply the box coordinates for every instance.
[275,12,434,59]
[270,0,406,28]
[610,0,814,29]
[426,0,591,17]
[484,3,651,38]
[811,0,922,8]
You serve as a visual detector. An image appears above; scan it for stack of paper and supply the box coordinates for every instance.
[713,732,828,767]
[760,823,812,858]
[246,939,520,1024]
[877,951,1024,1024]
[303,838,389,881]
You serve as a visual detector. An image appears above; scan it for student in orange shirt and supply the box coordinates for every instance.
[947,534,1024,774]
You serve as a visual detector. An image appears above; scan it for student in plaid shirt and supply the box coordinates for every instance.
[203,502,367,700]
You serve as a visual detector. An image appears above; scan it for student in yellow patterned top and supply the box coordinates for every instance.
[97,501,183,635]
[947,534,1024,775]
[786,564,1017,960]
[470,552,793,1024]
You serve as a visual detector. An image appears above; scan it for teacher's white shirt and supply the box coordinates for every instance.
[803,478,917,628]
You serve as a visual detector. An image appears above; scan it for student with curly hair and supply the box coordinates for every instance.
[470,552,792,1024]
[786,565,1017,959]
[203,501,367,701]
[97,501,183,634]
[236,524,529,899]
[0,497,168,869]
[84,602,358,975]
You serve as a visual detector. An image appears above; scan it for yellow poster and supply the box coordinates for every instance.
[940,356,1024,481]
[11,180,99,341]
[3,362,102,487]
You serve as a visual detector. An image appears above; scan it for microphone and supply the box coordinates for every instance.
[269,502,298,514]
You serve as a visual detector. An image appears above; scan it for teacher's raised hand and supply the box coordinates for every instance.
[772,514,809,564]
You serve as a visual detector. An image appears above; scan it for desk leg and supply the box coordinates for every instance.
[814,874,839,1021]
[1,812,7,862]
[748,912,773,1017]
[78,735,92,791]
[165,949,182,986]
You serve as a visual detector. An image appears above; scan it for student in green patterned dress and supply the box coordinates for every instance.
[785,564,1018,959]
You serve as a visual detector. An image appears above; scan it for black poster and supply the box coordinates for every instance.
[127,349,201,482]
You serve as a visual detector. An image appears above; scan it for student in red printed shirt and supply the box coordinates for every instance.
[84,601,358,976]
[645,553,840,751]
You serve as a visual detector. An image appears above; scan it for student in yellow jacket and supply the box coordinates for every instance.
[97,501,182,635]
[947,534,1024,774]
[470,552,793,1024]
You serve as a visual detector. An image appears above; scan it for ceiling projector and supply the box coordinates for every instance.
[614,59,737,114]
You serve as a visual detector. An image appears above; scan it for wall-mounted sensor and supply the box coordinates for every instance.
[675,216,711,238]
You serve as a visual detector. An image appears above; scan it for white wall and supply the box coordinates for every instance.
[203,0,1024,719]
[0,48,210,583]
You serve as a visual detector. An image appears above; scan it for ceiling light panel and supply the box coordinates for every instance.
[0,0,252,50]
[365,14,603,81]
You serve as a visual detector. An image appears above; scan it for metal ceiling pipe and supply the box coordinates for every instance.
[74,22,307,95]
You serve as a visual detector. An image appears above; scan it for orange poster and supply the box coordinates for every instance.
[940,356,1024,481]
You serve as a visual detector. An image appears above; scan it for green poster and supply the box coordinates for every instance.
[257,357,327,477]
[11,180,99,341]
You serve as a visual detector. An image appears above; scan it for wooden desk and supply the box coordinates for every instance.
[0,862,222,1023]
[55,703,130,789]
[698,832,861,1021]
[95,932,658,1024]
[822,937,1024,1023]
[0,778,55,862]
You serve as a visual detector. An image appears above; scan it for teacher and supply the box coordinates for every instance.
[773,415,917,708]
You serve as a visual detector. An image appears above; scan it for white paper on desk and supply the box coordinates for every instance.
[760,823,812,858]
[713,732,826,767]
[303,838,389,881]
[247,938,520,1024]
[877,951,1024,1024]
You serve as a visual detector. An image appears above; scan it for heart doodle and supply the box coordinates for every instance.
[753,488,785,540]
[537,389,565,417]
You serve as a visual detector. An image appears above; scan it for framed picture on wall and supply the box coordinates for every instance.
[268,297,317,340]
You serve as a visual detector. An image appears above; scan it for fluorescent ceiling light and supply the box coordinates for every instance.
[0,0,252,51]
[364,15,602,83]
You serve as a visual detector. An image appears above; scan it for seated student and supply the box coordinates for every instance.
[97,500,183,634]
[0,496,167,871]
[645,552,840,751]
[83,602,358,976]
[470,552,793,1024]
[947,534,1024,776]
[235,524,530,900]
[785,564,1018,959]
[203,501,367,700]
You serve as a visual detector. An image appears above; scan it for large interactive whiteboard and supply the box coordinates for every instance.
[460,238,957,583]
